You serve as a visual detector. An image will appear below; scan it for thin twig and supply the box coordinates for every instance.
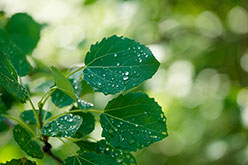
[66,65,86,78]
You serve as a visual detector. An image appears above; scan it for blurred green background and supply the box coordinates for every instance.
[1,0,248,164]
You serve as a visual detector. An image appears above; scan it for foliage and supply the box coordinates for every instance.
[0,12,167,164]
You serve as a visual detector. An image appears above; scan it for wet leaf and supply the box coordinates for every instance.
[6,13,41,54]
[20,110,51,125]
[0,52,29,103]
[63,152,116,165]
[13,125,44,159]
[100,92,168,151]
[0,28,32,76]
[1,157,37,165]
[41,114,82,137]
[83,35,160,95]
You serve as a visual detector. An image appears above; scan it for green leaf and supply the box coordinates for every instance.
[71,112,95,138]
[83,35,160,95]
[20,110,51,125]
[6,13,41,54]
[41,114,82,137]
[75,141,97,153]
[0,53,29,103]
[75,140,137,165]
[13,125,44,159]
[63,152,116,165]
[51,89,74,108]
[0,97,7,114]
[0,28,32,76]
[33,80,54,93]
[100,92,168,151]
[96,140,137,165]
[50,66,76,101]
[0,116,8,132]
[1,157,37,165]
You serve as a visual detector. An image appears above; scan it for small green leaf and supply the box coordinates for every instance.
[13,125,44,159]
[50,67,76,101]
[100,92,168,151]
[83,35,160,95]
[71,112,95,138]
[20,110,51,125]
[1,157,37,165]
[0,28,32,76]
[0,53,29,103]
[63,152,116,165]
[6,13,41,54]
[96,140,137,165]
[33,80,54,93]
[41,114,82,137]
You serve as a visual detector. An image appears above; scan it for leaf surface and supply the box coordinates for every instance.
[50,67,76,100]
[83,35,160,95]
[0,52,29,103]
[71,112,95,138]
[0,28,32,76]
[100,92,168,151]
[13,125,44,159]
[6,13,41,54]
[20,110,51,124]
[63,152,116,165]
[41,114,82,137]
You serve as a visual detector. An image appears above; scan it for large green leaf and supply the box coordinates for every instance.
[1,157,37,165]
[71,112,95,138]
[13,125,44,159]
[83,35,160,95]
[50,67,76,101]
[20,110,51,125]
[100,92,168,151]
[0,28,32,76]
[0,52,29,103]
[41,114,82,137]
[6,13,41,54]
[63,152,116,165]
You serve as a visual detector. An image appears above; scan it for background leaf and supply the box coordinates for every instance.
[83,35,160,95]
[20,110,51,125]
[6,13,41,54]
[63,152,116,165]
[1,157,37,165]
[100,92,168,151]
[0,28,32,76]
[0,53,29,103]
[0,116,8,132]
[13,125,44,159]
[41,114,82,137]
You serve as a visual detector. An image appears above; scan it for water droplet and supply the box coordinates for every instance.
[138,58,142,63]
[114,53,117,57]
[125,71,129,76]
[123,76,128,81]
[135,124,138,127]
[117,63,120,66]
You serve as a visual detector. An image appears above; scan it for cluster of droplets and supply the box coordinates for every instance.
[77,98,94,109]
[42,114,82,137]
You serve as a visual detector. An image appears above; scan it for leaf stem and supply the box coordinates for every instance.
[58,138,78,156]
[4,114,36,136]
[28,98,40,129]
[66,65,86,78]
